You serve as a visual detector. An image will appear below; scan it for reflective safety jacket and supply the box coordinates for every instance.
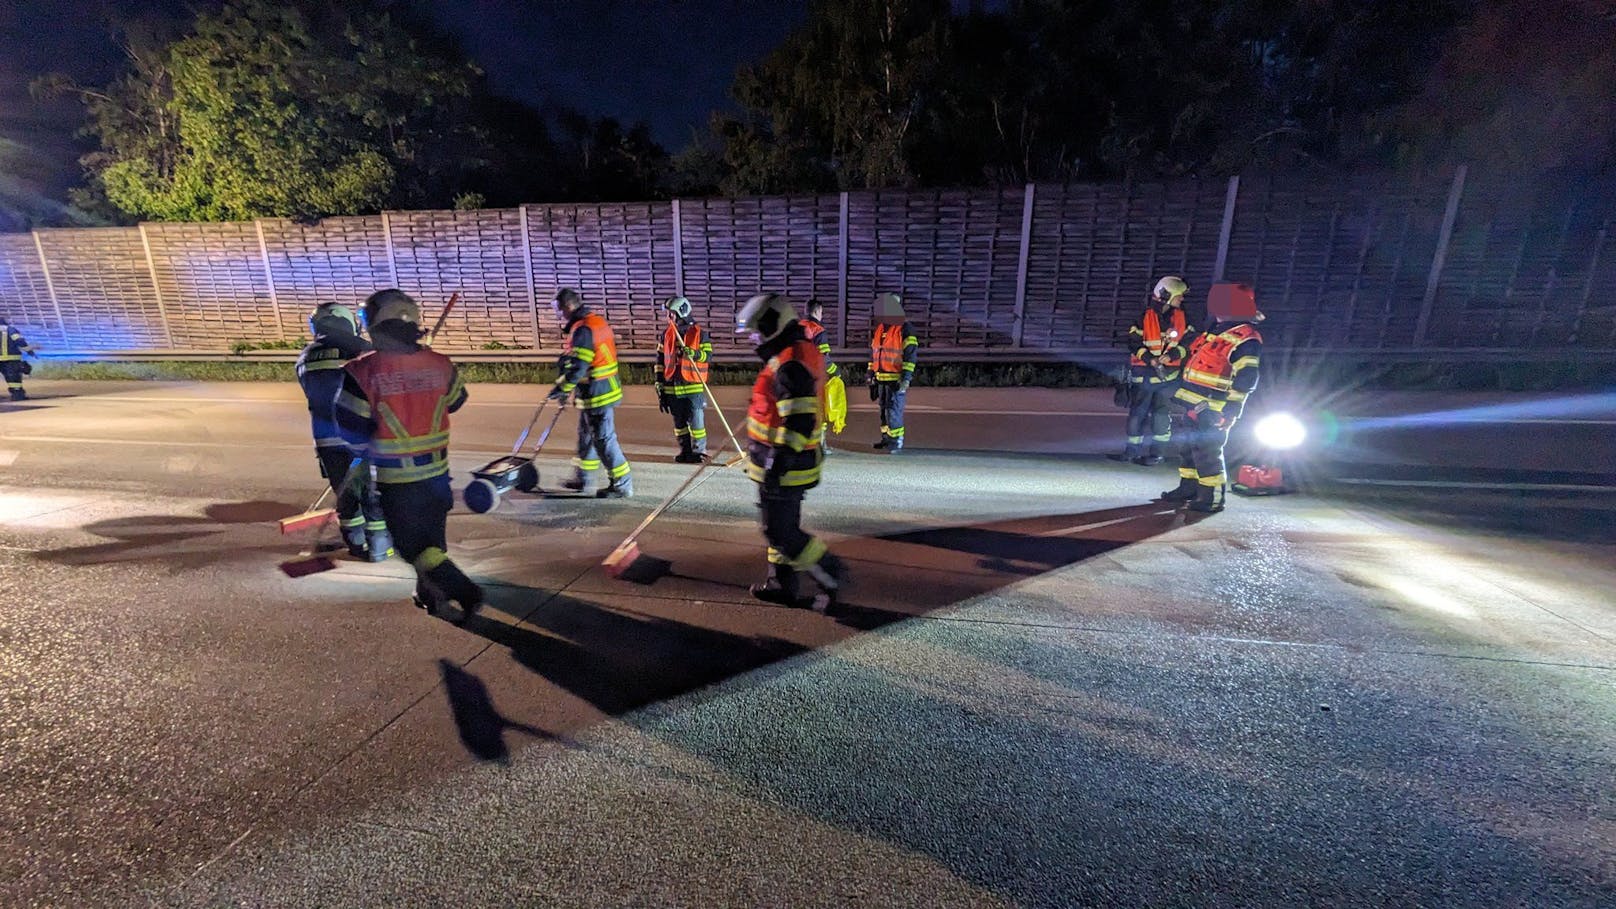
[869,322,918,383]
[745,325,825,490]
[799,318,840,379]
[0,323,31,361]
[296,331,372,447]
[657,318,711,396]
[335,347,467,484]
[1173,321,1262,414]
[555,309,622,410]
[1128,306,1190,383]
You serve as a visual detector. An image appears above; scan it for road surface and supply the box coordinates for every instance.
[2,380,1613,907]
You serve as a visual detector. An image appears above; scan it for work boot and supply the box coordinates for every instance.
[8,388,24,401]
[674,450,703,464]
[1160,477,1198,503]
[886,439,903,454]
[1187,484,1225,514]
[873,436,890,450]
[342,525,369,560]
[560,470,588,493]
[804,552,848,613]
[749,564,803,608]
[413,576,447,614]
[426,562,484,625]
[366,529,395,563]
[596,477,634,499]
[1133,454,1164,466]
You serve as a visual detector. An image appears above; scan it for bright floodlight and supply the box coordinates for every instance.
[1254,412,1307,450]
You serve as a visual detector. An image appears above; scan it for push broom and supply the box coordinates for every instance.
[276,292,461,537]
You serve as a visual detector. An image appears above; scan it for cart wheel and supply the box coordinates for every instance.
[464,478,500,514]
[515,462,540,493]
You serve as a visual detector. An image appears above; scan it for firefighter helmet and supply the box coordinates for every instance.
[363,289,420,328]
[736,293,797,344]
[1206,282,1263,322]
[1152,276,1188,306]
[664,296,693,320]
[554,288,582,312]
[308,302,358,336]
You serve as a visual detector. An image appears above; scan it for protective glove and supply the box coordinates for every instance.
[868,381,879,402]
[762,464,785,495]
[546,384,569,403]
[655,383,670,413]
[898,376,911,394]
[1216,404,1243,429]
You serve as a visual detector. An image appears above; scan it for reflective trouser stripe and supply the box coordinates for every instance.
[1152,432,1172,442]
[340,516,364,528]
[608,462,631,479]
[415,546,448,572]
[1127,435,1143,445]
[574,458,602,471]
[690,428,707,439]
[1180,467,1197,478]
[1198,474,1226,487]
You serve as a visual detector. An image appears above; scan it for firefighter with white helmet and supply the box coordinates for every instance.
[655,295,713,463]
[737,293,847,611]
[1118,276,1193,465]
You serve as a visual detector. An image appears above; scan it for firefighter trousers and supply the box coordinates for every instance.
[2,360,25,399]
[669,394,707,454]
[758,486,828,573]
[1125,382,1173,457]
[377,474,480,605]
[315,445,385,543]
[877,382,906,444]
[573,405,631,486]
[1170,405,1234,489]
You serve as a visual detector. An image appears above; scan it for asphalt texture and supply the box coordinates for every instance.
[2,380,1614,908]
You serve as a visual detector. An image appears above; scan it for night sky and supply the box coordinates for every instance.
[0,0,806,200]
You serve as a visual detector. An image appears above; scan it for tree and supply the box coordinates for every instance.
[39,0,487,221]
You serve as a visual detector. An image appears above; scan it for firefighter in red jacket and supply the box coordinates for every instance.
[867,292,918,452]
[655,296,713,463]
[1121,276,1193,465]
[1161,283,1264,514]
[737,293,847,611]
[335,289,482,622]
[548,288,632,497]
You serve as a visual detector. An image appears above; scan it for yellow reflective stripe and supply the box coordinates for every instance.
[336,389,371,418]
[608,462,631,479]
[573,458,602,470]
[415,546,448,572]
[779,428,813,452]
[590,365,619,379]
[569,347,595,360]
[374,460,450,484]
[744,461,822,487]
[372,431,450,455]
[374,401,411,440]
[1183,368,1232,389]
[300,359,347,372]
[1226,390,1249,403]
[776,396,819,417]
[874,371,902,381]
[1198,474,1226,487]
[903,336,918,347]
[746,416,774,442]
[1231,356,1260,372]
[671,383,705,396]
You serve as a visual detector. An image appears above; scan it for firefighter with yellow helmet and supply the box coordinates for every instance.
[1119,276,1192,465]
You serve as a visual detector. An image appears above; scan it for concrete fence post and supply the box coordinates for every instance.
[1415,164,1468,346]
[1012,183,1036,347]
[253,219,282,335]
[31,231,65,345]
[671,198,686,299]
[518,205,540,346]
[1212,175,1240,282]
[137,223,175,349]
[837,191,850,347]
[380,210,399,287]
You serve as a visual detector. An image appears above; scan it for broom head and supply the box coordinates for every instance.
[279,507,337,535]
[278,554,337,578]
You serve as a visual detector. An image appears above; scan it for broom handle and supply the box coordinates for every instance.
[510,400,548,455]
[615,437,731,550]
[427,292,460,342]
[302,454,365,513]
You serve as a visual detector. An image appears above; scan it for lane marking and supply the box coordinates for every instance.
[1334,477,1616,493]
[0,450,17,467]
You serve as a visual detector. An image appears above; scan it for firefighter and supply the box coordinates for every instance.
[737,293,847,610]
[655,295,712,464]
[1,315,39,401]
[867,292,918,452]
[295,302,390,561]
[800,299,843,450]
[547,288,632,497]
[1161,283,1264,514]
[1121,276,1193,465]
[335,289,483,623]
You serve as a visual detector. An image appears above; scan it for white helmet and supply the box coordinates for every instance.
[664,296,693,320]
[363,289,420,328]
[1152,276,1188,306]
[736,293,797,344]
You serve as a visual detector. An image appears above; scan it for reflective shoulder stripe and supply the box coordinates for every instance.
[1231,355,1260,372]
[335,388,372,418]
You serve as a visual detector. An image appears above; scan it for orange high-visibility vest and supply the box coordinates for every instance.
[1130,307,1188,368]
[745,339,825,488]
[660,321,709,390]
[870,323,905,379]
[1181,323,1261,398]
